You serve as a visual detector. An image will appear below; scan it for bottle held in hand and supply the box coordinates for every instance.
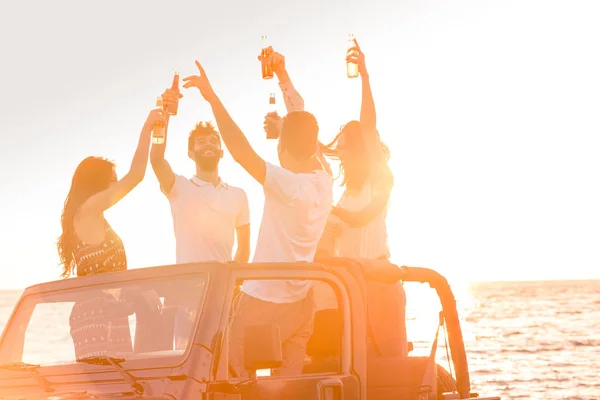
[165,71,181,116]
[152,97,166,144]
[268,92,277,114]
[265,93,280,139]
[264,97,281,140]
[346,34,359,79]
[260,36,274,79]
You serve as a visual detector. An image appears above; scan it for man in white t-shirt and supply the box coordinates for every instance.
[183,61,333,376]
[150,97,250,264]
[150,91,251,349]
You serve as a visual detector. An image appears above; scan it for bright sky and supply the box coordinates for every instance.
[0,0,599,289]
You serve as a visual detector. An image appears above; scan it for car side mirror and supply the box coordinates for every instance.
[244,323,282,377]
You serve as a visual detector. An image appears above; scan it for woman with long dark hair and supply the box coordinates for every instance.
[319,39,394,261]
[58,106,166,359]
[315,41,409,365]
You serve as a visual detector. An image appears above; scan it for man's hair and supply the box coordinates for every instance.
[280,111,319,160]
[188,121,220,152]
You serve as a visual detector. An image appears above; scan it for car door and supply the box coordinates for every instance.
[214,266,362,400]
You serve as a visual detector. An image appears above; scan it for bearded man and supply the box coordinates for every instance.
[150,90,250,265]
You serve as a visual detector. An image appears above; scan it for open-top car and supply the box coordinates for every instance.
[0,258,501,399]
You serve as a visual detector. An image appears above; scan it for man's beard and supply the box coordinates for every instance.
[195,152,219,172]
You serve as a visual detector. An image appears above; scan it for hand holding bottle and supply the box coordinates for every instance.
[161,88,182,115]
[165,72,182,115]
[269,50,286,76]
[145,107,167,129]
[259,36,274,79]
[264,112,282,139]
[346,38,368,77]
[257,47,287,78]
[148,105,167,144]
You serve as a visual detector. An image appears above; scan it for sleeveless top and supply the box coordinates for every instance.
[73,220,128,276]
[69,220,132,359]
[335,179,390,260]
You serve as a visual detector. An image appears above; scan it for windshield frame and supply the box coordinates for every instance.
[0,263,214,372]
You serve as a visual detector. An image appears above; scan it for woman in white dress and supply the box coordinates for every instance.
[318,39,394,261]
[316,40,407,360]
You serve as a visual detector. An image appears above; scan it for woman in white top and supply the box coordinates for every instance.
[319,42,406,360]
[319,39,394,261]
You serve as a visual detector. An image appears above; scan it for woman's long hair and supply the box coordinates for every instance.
[57,157,115,278]
[321,121,390,192]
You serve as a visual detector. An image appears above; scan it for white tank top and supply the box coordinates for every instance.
[335,180,390,259]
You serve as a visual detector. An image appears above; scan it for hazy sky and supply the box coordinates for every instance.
[1,0,599,289]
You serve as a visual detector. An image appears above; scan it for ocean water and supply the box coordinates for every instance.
[405,279,600,400]
[1,280,598,399]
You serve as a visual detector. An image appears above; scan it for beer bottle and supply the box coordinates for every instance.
[265,92,279,139]
[260,36,274,79]
[346,34,359,79]
[165,71,180,116]
[152,97,166,144]
[268,92,277,114]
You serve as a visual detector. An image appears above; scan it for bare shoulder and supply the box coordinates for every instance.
[73,212,106,245]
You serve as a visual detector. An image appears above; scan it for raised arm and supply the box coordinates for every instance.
[80,108,166,215]
[150,89,181,195]
[183,61,266,184]
[270,51,305,113]
[349,40,384,161]
[354,41,376,133]
[267,50,332,176]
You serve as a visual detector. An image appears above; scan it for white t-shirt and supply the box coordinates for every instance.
[166,174,250,264]
[336,180,390,259]
[242,163,333,304]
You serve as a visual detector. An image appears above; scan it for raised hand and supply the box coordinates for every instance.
[271,51,286,76]
[346,39,368,77]
[257,47,286,76]
[161,88,183,112]
[182,61,217,102]
[144,107,167,128]
[264,112,283,139]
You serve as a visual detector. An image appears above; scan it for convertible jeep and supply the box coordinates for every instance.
[0,258,500,399]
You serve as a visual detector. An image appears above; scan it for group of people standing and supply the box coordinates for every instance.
[57,40,395,374]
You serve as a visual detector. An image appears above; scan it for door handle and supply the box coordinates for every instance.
[317,378,344,400]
